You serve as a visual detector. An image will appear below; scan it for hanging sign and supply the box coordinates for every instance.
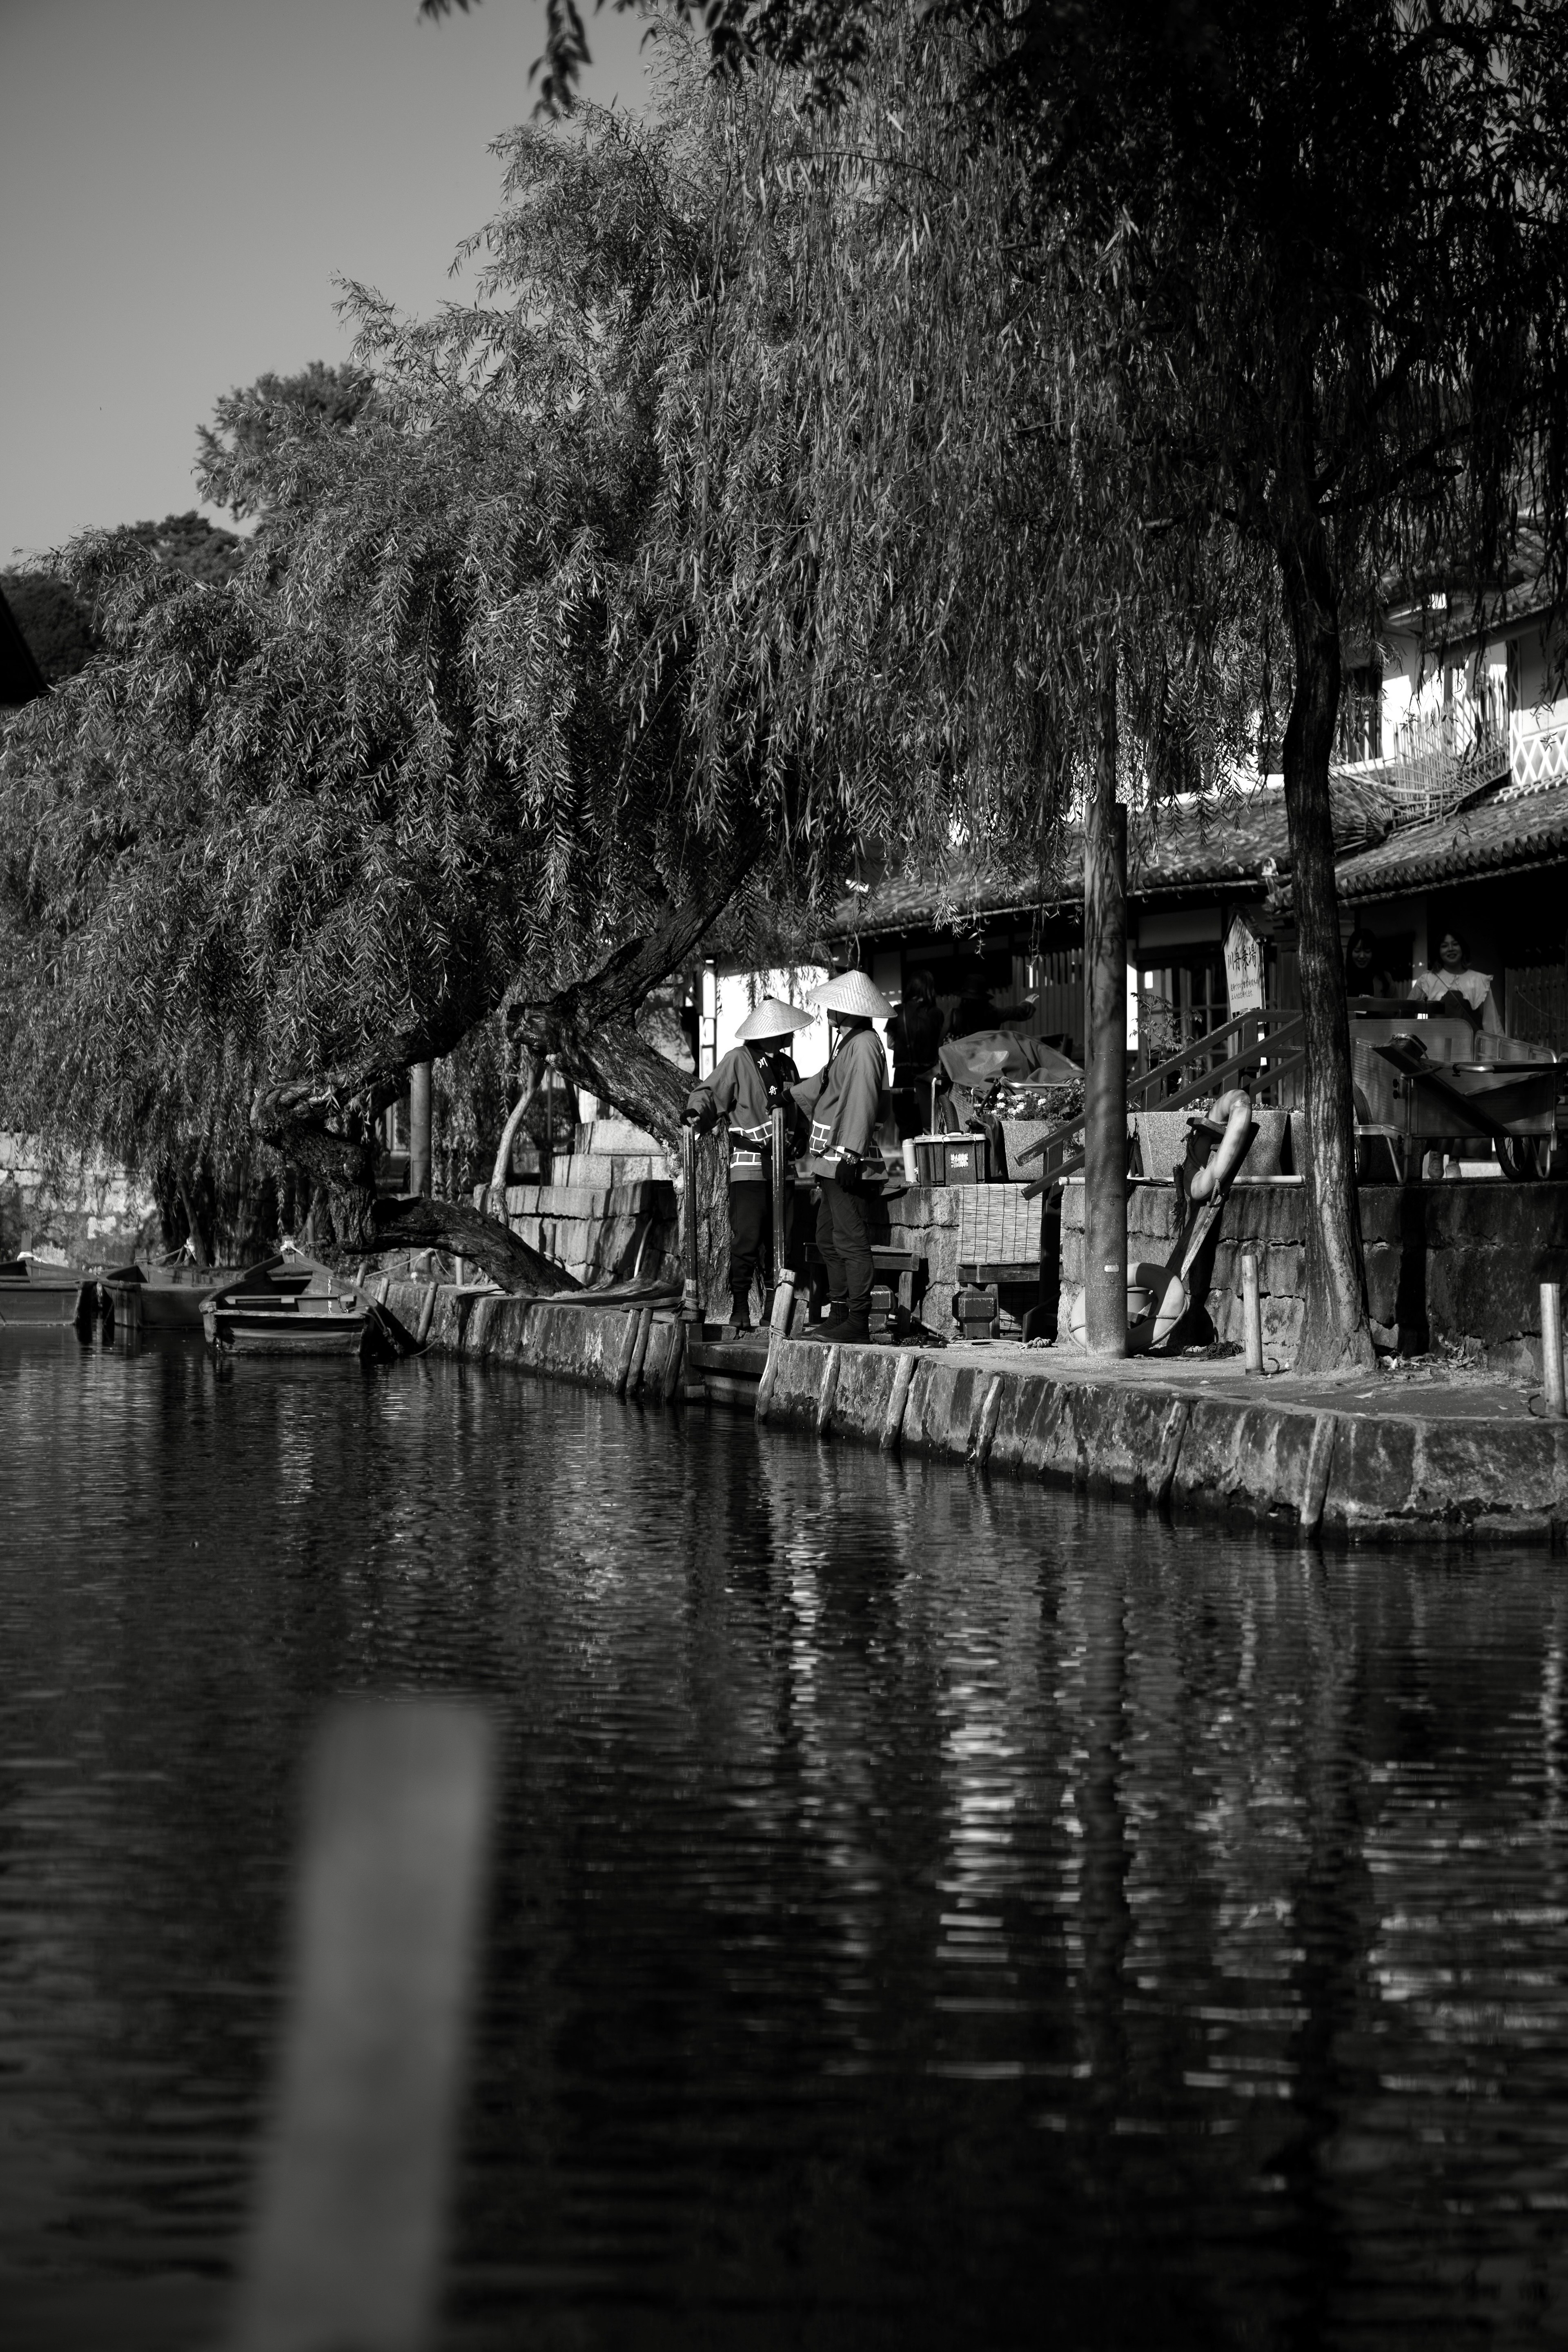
[1224,916,1265,1016]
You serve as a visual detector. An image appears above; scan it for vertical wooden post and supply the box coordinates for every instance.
[1241,1250,1264,1374]
[1083,635,1127,1357]
[770,1109,788,1287]
[409,1062,433,1198]
[681,1121,702,1326]
[1542,1282,1566,1418]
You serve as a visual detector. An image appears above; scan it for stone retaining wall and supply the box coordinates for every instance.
[390,1275,1568,1547]
[1059,1179,1568,1373]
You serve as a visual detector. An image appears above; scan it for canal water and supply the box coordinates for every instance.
[4,1330,1568,2349]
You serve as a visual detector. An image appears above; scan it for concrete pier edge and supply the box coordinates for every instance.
[383,1277,1568,1548]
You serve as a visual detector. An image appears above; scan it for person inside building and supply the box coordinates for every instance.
[1344,927,1398,1000]
[684,995,812,1337]
[886,966,944,1138]
[792,969,892,1344]
[1410,929,1504,1037]
[1408,929,1506,1177]
[948,958,1000,1041]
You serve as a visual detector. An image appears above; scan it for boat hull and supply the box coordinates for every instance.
[203,1302,372,1355]
[0,1275,89,1325]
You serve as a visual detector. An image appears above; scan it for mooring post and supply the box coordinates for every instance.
[1542,1282,1566,1419]
[1241,1250,1264,1374]
[770,1107,788,1300]
[681,1121,702,1329]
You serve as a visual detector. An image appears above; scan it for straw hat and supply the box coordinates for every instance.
[808,968,892,1020]
[735,994,813,1042]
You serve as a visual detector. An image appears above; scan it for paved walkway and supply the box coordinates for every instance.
[942,1339,1545,1424]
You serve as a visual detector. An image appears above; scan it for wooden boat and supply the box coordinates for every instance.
[202,1255,390,1359]
[0,1258,94,1325]
[102,1260,241,1331]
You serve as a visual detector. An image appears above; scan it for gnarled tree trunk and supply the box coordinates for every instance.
[252,824,764,1292]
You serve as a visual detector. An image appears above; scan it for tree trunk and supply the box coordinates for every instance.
[488,1051,547,1197]
[251,822,765,1291]
[1275,400,1373,1372]
[1083,635,1128,1356]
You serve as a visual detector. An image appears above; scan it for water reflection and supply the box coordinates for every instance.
[2,1330,1568,2346]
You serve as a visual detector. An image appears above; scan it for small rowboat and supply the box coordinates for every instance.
[0,1258,91,1325]
[202,1254,394,1360]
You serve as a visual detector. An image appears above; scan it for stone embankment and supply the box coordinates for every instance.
[377,1274,1568,1549]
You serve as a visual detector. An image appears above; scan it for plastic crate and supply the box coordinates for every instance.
[943,1137,988,1185]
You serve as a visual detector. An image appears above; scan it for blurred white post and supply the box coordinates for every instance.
[229,1701,495,2352]
[1542,1282,1566,1419]
[1241,1250,1264,1375]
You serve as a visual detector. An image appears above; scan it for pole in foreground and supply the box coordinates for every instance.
[1241,1250,1265,1374]
[1542,1283,1566,1419]
[228,1701,495,2352]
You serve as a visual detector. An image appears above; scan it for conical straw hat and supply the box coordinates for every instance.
[808,968,893,1020]
[735,994,813,1041]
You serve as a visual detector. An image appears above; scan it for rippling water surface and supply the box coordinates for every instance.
[4,1328,1568,2347]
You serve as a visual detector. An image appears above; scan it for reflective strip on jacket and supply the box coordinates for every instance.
[791,1026,886,1177]
[685,1045,791,1184]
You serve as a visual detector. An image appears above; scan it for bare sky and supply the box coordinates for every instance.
[0,0,660,562]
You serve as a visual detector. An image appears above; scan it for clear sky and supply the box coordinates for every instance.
[0,0,660,563]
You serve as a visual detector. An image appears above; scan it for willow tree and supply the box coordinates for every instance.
[0,96,767,1280]
[2,53,1085,1280]
[480,2,1568,1369]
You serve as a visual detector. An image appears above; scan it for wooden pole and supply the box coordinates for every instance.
[1542,1282,1566,1419]
[681,1121,702,1326]
[1083,635,1128,1357]
[229,1702,494,2352]
[770,1109,788,1289]
[409,1063,433,1198]
[1241,1250,1264,1374]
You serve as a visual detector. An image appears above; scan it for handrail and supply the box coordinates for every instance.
[1011,1007,1308,1194]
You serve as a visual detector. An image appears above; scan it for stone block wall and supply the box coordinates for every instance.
[470,1118,679,1289]
[0,1131,158,1263]
[1060,1177,1568,1372]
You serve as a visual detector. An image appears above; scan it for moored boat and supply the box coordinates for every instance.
[103,1260,242,1330]
[200,1254,405,1360]
[0,1258,94,1325]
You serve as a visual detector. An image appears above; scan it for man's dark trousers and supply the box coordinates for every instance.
[729,1182,770,1302]
[815,1177,873,1317]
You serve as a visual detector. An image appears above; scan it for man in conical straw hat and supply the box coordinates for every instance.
[684,994,813,1337]
[791,968,892,1344]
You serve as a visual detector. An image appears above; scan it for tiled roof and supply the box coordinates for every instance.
[837,781,1381,938]
[1337,775,1568,899]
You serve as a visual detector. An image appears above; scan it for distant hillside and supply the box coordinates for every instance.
[2,511,245,684]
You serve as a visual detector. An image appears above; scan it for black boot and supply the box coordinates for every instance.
[802,1303,850,1343]
[838,1311,871,1344]
[721,1287,753,1341]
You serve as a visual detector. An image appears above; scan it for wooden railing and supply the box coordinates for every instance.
[1012,1008,1307,1192]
